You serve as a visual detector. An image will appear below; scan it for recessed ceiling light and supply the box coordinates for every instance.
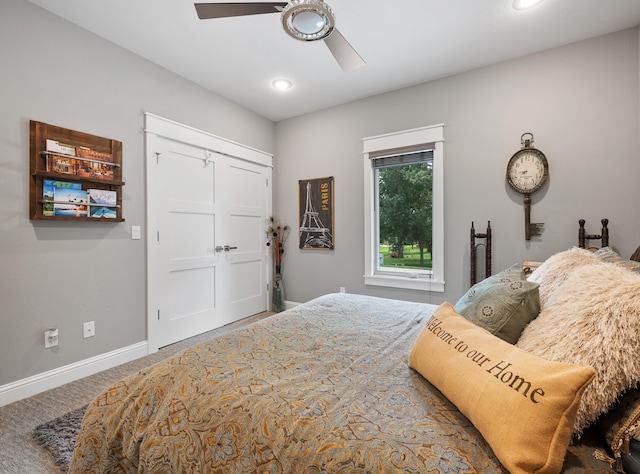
[272,79,293,90]
[513,0,543,10]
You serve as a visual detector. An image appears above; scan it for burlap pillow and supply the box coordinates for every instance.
[517,262,640,435]
[527,247,603,307]
[409,303,595,474]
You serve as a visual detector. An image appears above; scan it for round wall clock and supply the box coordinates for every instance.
[506,133,549,194]
[506,133,549,240]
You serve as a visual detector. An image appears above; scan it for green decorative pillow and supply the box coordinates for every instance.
[409,303,596,474]
[454,264,540,344]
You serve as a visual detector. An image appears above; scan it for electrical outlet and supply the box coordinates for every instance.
[83,321,95,339]
[45,328,58,348]
[339,287,346,293]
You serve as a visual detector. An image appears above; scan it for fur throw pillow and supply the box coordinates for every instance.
[527,247,604,307]
[517,262,640,436]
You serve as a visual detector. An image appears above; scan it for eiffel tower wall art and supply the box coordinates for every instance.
[298,176,334,250]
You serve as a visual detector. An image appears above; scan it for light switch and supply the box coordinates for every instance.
[132,225,141,240]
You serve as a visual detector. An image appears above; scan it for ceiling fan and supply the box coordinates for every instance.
[194,0,365,72]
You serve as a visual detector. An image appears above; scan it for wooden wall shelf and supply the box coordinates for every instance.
[29,121,125,222]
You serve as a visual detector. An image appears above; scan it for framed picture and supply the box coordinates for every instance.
[299,176,334,250]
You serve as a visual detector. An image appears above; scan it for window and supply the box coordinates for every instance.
[363,124,444,292]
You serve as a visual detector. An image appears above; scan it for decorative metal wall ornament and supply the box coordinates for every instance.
[298,176,334,250]
[506,132,549,240]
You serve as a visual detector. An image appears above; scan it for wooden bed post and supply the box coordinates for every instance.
[578,218,609,249]
[601,218,609,247]
[470,221,491,286]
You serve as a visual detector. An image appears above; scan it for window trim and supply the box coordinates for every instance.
[363,124,445,292]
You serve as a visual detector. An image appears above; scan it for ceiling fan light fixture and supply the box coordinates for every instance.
[281,0,335,41]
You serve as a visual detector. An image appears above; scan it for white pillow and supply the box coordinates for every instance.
[517,262,640,435]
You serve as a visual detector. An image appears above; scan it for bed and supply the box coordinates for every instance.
[69,246,640,474]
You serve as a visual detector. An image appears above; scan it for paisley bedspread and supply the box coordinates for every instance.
[69,293,610,473]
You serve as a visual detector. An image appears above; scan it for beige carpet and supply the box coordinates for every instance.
[0,311,273,473]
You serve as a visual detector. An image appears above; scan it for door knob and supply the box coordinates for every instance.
[224,245,238,251]
[215,246,224,252]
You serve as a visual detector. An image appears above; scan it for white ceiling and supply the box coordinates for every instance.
[25,0,640,122]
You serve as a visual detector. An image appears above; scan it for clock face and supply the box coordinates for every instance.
[506,148,548,194]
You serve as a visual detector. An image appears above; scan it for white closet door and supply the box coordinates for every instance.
[146,125,271,352]
[225,157,269,320]
[155,138,223,348]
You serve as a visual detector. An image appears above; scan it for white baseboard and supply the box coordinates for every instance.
[284,300,302,310]
[0,341,148,407]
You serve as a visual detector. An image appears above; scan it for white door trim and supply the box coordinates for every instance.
[144,113,272,167]
[144,113,273,353]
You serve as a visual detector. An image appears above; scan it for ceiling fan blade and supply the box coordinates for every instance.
[195,2,288,19]
[323,27,365,72]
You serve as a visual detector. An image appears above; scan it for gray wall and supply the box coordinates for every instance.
[0,0,275,386]
[274,27,640,306]
[2,0,639,392]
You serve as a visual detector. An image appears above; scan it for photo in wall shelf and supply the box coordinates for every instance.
[46,156,78,175]
[45,139,78,175]
[42,179,55,216]
[77,147,113,162]
[298,176,334,250]
[76,147,115,180]
[43,179,81,216]
[88,189,117,218]
[46,139,76,156]
[52,183,88,217]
